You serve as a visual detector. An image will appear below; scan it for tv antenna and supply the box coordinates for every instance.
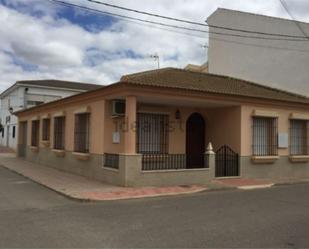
[150,53,160,69]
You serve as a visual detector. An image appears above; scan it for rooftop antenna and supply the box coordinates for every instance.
[200,43,208,57]
[150,53,160,69]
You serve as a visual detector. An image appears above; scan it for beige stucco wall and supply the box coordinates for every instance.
[206,106,241,153]
[241,105,309,156]
[20,100,242,156]
[20,99,106,154]
[132,104,240,154]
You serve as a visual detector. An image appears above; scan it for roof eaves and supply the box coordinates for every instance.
[0,82,19,98]
[123,78,309,105]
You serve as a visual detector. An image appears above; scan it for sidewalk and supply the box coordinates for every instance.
[1,153,308,201]
[0,154,209,201]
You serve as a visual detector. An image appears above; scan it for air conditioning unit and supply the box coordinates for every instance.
[112,100,125,117]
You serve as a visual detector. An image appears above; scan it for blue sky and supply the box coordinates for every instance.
[0,0,308,91]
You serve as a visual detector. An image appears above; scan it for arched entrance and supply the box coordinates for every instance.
[186,113,205,168]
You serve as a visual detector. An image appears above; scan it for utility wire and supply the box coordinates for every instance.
[49,1,207,33]
[210,36,309,53]
[48,0,207,39]
[279,0,309,39]
[86,0,309,39]
[49,0,309,42]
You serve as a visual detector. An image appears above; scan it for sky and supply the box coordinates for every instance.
[0,0,309,91]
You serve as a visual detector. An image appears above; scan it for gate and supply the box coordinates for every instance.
[215,145,240,177]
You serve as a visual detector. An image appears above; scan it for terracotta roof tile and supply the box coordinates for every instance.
[121,67,309,104]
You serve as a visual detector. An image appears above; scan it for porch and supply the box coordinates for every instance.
[102,94,241,186]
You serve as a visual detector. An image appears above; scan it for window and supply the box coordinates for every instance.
[12,126,15,138]
[31,120,40,147]
[74,113,90,153]
[252,117,278,156]
[27,101,44,107]
[137,113,169,154]
[54,116,65,150]
[290,119,308,155]
[42,119,50,141]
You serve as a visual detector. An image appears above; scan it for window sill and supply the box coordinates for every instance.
[289,155,309,163]
[103,166,119,172]
[30,146,39,152]
[42,140,50,147]
[251,156,279,164]
[52,149,65,157]
[72,152,90,161]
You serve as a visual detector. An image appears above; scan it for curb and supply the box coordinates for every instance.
[83,187,208,201]
[0,164,207,202]
[237,183,274,190]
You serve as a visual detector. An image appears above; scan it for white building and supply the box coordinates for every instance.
[206,8,309,95]
[0,80,101,150]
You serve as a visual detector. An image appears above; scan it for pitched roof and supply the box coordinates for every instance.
[16,80,102,91]
[0,79,103,98]
[121,67,309,104]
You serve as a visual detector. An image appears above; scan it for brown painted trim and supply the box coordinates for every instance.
[122,84,309,109]
[16,81,309,117]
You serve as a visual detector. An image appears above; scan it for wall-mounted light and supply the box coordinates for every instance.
[175,109,181,120]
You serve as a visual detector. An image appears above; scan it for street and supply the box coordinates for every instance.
[0,166,308,248]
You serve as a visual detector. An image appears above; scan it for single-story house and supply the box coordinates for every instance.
[15,68,309,186]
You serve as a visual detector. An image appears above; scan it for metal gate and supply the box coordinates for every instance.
[215,145,240,177]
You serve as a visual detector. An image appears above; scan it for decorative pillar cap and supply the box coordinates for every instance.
[205,142,215,155]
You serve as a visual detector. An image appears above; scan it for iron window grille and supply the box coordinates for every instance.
[252,117,278,156]
[290,119,308,155]
[104,153,119,169]
[136,113,169,154]
[42,118,50,141]
[74,113,90,153]
[54,116,65,150]
[31,120,40,147]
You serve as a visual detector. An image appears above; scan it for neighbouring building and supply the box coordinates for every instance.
[184,62,208,73]
[15,68,309,187]
[206,8,309,95]
[0,80,101,150]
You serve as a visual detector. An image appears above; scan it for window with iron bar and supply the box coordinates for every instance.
[137,113,169,154]
[74,113,90,153]
[42,118,50,141]
[54,116,65,150]
[12,126,15,138]
[290,119,308,155]
[252,117,278,156]
[31,120,40,147]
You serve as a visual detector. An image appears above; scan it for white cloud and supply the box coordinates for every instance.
[0,0,308,92]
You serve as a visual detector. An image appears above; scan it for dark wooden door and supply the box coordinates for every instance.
[186,113,205,168]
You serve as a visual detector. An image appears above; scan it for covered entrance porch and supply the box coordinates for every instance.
[104,93,241,186]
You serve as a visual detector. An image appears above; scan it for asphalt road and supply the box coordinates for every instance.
[0,166,309,248]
